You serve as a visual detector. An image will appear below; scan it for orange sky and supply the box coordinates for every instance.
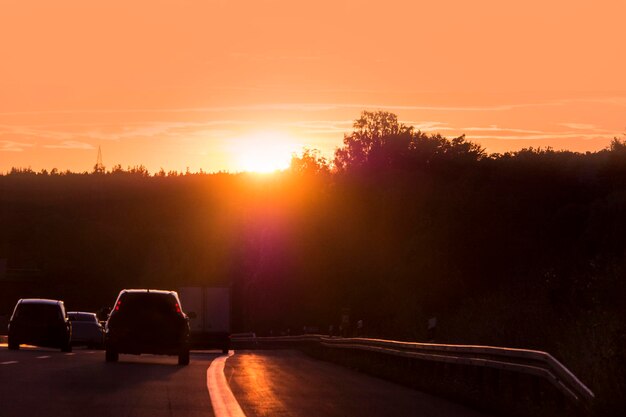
[1,0,625,173]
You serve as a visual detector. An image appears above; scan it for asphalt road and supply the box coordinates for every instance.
[0,345,216,417]
[0,346,491,417]
[225,350,489,417]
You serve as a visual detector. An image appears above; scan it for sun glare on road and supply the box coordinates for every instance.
[232,131,300,173]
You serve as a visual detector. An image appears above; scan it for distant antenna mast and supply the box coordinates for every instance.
[94,146,105,173]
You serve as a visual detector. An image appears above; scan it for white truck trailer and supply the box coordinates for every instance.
[177,287,231,353]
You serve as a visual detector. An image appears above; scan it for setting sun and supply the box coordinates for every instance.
[1,1,622,414]
[231,131,301,173]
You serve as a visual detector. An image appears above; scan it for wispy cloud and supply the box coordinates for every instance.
[0,125,75,140]
[0,95,625,117]
[2,96,624,117]
[466,133,610,141]
[0,108,621,158]
[0,121,253,143]
[459,126,548,134]
[229,52,322,62]
[279,120,353,135]
[456,123,620,141]
[0,140,34,152]
[559,123,597,130]
[43,141,95,150]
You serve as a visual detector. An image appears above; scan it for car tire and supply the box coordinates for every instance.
[178,349,190,366]
[61,342,72,353]
[8,338,19,350]
[105,348,119,362]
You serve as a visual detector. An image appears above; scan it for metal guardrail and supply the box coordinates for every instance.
[230,334,594,405]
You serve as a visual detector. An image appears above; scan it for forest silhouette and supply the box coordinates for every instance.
[1,111,625,414]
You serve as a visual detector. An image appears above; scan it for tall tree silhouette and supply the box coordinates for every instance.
[334,111,485,171]
[334,111,414,171]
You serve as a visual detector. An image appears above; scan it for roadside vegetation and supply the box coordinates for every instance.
[1,111,624,414]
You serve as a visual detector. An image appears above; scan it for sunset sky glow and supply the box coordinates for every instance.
[1,0,625,173]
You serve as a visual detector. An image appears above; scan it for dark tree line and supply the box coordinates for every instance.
[1,111,625,414]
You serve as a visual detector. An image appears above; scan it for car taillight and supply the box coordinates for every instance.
[175,303,182,315]
[114,300,122,311]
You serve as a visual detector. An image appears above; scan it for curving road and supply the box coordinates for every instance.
[225,350,489,417]
[0,345,491,417]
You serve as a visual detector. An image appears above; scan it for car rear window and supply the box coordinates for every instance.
[69,313,97,322]
[14,303,63,322]
[115,293,179,315]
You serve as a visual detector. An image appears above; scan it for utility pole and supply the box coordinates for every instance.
[94,146,105,173]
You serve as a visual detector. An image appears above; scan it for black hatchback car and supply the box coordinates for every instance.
[105,289,190,365]
[8,299,72,352]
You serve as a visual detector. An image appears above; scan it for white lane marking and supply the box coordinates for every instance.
[1,361,18,365]
[36,355,51,359]
[206,351,247,417]
[64,353,76,356]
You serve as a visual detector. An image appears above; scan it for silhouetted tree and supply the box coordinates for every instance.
[2,112,626,415]
[334,111,414,171]
[290,148,330,175]
[609,136,626,153]
[335,111,485,172]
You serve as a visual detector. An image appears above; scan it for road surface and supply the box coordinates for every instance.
[0,345,490,417]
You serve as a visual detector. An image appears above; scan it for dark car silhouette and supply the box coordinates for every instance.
[68,311,104,349]
[104,289,190,365]
[8,299,72,352]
